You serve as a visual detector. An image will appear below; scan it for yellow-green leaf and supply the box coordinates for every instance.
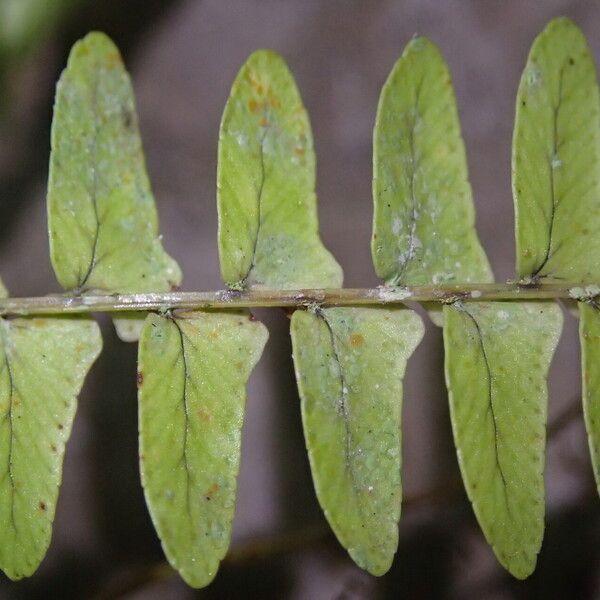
[290,307,424,575]
[217,50,342,290]
[578,301,600,494]
[513,18,600,282]
[372,36,492,287]
[0,316,102,580]
[443,301,562,578]
[112,312,146,343]
[47,32,181,294]
[138,311,268,588]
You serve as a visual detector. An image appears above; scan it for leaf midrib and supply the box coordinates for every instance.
[317,310,372,527]
[241,124,270,287]
[458,305,512,516]
[172,318,193,518]
[0,323,17,532]
[531,63,567,280]
[392,78,423,286]
[77,72,102,292]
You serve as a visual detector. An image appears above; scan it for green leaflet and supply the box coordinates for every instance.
[112,313,145,343]
[513,18,600,282]
[0,315,101,580]
[138,311,268,588]
[443,301,562,578]
[578,302,600,494]
[217,50,343,290]
[372,36,492,287]
[47,32,181,295]
[290,307,424,575]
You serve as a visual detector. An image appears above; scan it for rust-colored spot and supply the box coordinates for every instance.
[294,146,305,157]
[50,444,57,453]
[523,249,531,257]
[446,78,452,86]
[259,116,269,127]
[39,501,46,511]
[205,482,220,501]
[107,51,123,68]
[256,84,264,96]
[197,408,212,423]
[269,95,281,110]
[248,99,259,113]
[350,334,364,347]
[136,372,144,387]
[208,329,219,340]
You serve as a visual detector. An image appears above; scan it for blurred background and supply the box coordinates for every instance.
[1,1,599,598]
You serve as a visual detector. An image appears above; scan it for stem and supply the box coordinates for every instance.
[0,282,589,316]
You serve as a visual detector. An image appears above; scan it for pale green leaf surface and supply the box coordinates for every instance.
[372,36,492,287]
[578,302,600,494]
[113,312,145,343]
[138,311,268,588]
[47,31,181,294]
[290,307,424,575]
[513,18,600,281]
[217,50,343,290]
[0,316,101,580]
[443,301,562,578]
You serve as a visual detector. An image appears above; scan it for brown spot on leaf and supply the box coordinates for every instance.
[107,51,123,68]
[350,334,364,347]
[205,482,220,501]
[259,116,269,127]
[197,408,212,423]
[39,501,46,511]
[248,99,259,113]
[136,372,144,387]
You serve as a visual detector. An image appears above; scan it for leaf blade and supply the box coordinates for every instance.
[47,31,181,294]
[372,36,492,286]
[0,316,102,580]
[217,49,343,290]
[578,302,600,494]
[138,311,268,588]
[291,307,424,575]
[443,301,562,578]
[513,17,600,282]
